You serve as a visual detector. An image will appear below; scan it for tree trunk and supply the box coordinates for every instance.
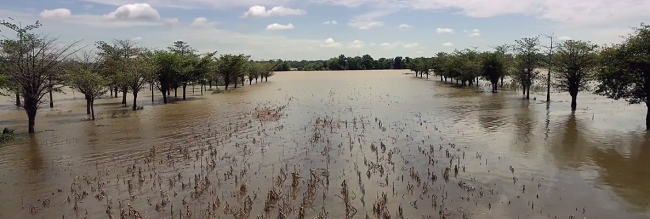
[49,88,53,108]
[249,79,252,85]
[25,97,38,134]
[174,88,177,97]
[192,84,195,94]
[476,77,479,87]
[570,94,577,111]
[15,91,20,107]
[182,84,187,100]
[500,76,504,87]
[151,84,154,103]
[646,102,650,130]
[122,87,127,105]
[200,85,203,95]
[265,76,268,82]
[256,78,258,83]
[492,83,496,93]
[90,100,95,120]
[209,80,212,89]
[162,90,168,104]
[167,89,170,96]
[526,85,531,100]
[114,87,118,98]
[132,92,138,111]
[110,88,113,97]
[86,96,91,115]
[241,77,245,86]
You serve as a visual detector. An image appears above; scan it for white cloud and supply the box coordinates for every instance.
[83,4,94,10]
[243,5,306,17]
[348,40,365,49]
[379,42,407,49]
[403,43,418,48]
[443,42,454,46]
[398,24,413,29]
[323,20,337,24]
[104,3,160,20]
[163,18,179,27]
[436,28,454,34]
[369,43,377,46]
[348,10,395,30]
[190,17,217,28]
[321,38,342,48]
[131,36,142,40]
[266,23,294,30]
[558,35,572,40]
[38,4,166,27]
[468,29,480,37]
[40,8,72,18]
[77,0,650,31]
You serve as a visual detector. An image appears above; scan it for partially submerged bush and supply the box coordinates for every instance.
[0,127,15,142]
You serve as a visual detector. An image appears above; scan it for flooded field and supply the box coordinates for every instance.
[0,70,649,219]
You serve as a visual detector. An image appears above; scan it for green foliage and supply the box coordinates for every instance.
[595,23,650,105]
[552,40,599,95]
[216,54,249,89]
[481,52,505,92]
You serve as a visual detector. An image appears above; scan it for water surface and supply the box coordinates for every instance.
[0,70,648,219]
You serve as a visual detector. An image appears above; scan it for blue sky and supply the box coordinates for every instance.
[1,0,648,60]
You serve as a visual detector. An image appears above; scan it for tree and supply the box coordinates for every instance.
[168,41,197,100]
[128,50,156,110]
[151,50,179,104]
[552,40,598,111]
[216,54,248,90]
[0,19,81,133]
[66,52,107,120]
[513,36,542,99]
[247,61,260,85]
[481,52,505,93]
[595,23,650,129]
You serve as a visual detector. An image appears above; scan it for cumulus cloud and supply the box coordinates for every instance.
[436,28,454,34]
[323,20,337,24]
[558,35,572,40]
[321,38,342,48]
[266,23,294,30]
[40,8,72,18]
[190,17,217,28]
[398,24,413,29]
[104,3,160,20]
[403,43,418,48]
[348,40,365,49]
[443,42,454,46]
[243,6,306,17]
[80,0,650,30]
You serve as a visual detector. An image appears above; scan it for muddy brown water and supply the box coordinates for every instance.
[0,70,649,219]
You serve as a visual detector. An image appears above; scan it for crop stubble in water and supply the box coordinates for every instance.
[0,70,649,219]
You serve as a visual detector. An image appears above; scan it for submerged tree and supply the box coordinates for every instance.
[481,52,505,93]
[513,36,542,99]
[128,50,155,110]
[151,50,179,104]
[552,40,599,111]
[217,54,248,90]
[66,51,107,120]
[0,19,81,133]
[595,24,650,129]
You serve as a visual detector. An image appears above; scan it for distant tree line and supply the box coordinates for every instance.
[276,55,413,71]
[0,18,275,133]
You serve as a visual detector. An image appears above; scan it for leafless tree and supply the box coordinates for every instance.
[1,18,82,133]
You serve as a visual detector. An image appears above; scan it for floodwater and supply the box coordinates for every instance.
[0,70,649,219]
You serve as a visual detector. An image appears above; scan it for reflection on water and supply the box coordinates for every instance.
[0,70,649,219]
